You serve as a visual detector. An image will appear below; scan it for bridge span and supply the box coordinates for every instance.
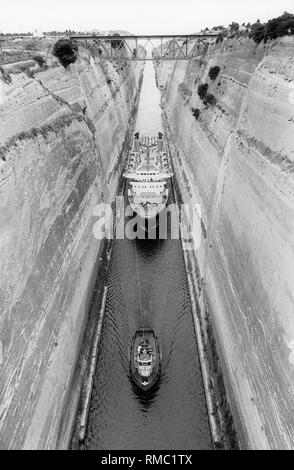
[69,33,218,61]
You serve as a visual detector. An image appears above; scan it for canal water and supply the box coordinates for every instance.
[135,60,162,136]
[80,60,212,450]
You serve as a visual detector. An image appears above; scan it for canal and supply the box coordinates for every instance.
[78,60,212,450]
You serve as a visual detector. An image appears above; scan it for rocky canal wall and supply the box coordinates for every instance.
[0,38,143,449]
[156,36,294,449]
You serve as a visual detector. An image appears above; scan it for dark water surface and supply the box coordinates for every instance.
[81,209,212,449]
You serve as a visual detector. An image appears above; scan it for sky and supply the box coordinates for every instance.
[1,0,293,34]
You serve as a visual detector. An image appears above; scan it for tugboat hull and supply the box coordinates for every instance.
[130,327,161,391]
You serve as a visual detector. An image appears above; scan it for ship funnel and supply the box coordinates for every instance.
[158,132,163,151]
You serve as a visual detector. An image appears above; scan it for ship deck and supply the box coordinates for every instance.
[124,135,173,178]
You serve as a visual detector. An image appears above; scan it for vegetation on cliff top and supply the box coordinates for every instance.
[250,12,294,43]
[203,11,294,44]
[53,39,78,67]
[109,33,124,49]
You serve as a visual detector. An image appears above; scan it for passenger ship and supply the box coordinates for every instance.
[123,132,173,222]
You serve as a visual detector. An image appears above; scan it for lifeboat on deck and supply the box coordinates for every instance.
[130,327,161,390]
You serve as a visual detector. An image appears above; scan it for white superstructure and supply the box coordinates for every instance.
[124,133,173,220]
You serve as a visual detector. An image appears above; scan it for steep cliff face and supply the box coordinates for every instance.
[157,37,294,449]
[0,39,143,449]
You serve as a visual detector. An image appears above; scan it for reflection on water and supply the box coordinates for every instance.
[135,60,162,136]
[130,373,162,412]
[80,59,212,450]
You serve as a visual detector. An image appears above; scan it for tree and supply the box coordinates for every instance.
[53,39,78,67]
[250,22,266,43]
[250,12,294,44]
[266,12,294,39]
[192,108,200,119]
[197,83,209,100]
[208,66,220,80]
[229,22,239,32]
[216,33,224,44]
[204,93,216,106]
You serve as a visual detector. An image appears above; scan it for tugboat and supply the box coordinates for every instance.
[130,327,161,390]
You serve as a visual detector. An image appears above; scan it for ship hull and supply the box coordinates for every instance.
[128,185,169,231]
[129,200,167,232]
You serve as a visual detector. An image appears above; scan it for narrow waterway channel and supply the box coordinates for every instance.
[78,60,212,450]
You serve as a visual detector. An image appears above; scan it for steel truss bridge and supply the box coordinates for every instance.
[69,34,218,61]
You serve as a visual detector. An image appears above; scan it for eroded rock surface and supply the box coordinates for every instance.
[0,38,143,449]
[156,36,294,449]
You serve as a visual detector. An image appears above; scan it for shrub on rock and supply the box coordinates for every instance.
[53,39,78,67]
[197,83,209,100]
[192,108,200,119]
[109,33,123,49]
[33,55,46,67]
[208,66,220,80]
[250,22,267,43]
[204,93,216,106]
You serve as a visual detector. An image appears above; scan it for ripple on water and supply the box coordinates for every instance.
[81,234,212,450]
